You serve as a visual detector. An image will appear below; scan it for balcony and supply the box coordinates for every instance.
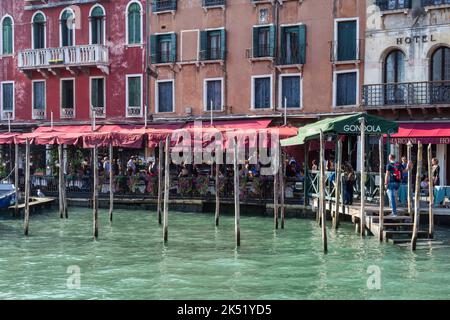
[61,108,75,119]
[126,107,142,118]
[91,107,105,119]
[199,48,224,62]
[362,81,450,109]
[422,0,450,6]
[1,111,14,121]
[203,0,226,7]
[32,109,46,120]
[152,0,177,13]
[330,39,364,64]
[375,0,412,11]
[18,45,109,75]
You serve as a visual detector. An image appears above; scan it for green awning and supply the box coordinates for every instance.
[281,112,398,147]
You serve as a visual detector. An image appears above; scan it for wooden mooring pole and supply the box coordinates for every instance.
[157,140,163,225]
[407,141,412,216]
[319,130,327,252]
[93,144,99,240]
[427,144,434,238]
[411,142,422,251]
[359,117,366,237]
[333,138,342,229]
[23,139,31,236]
[273,148,279,229]
[163,136,170,243]
[58,144,64,219]
[14,143,19,217]
[215,162,220,227]
[378,136,385,242]
[109,142,114,223]
[280,147,286,229]
[234,138,240,247]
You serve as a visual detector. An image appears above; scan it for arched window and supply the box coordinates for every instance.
[60,9,74,47]
[127,2,142,45]
[2,16,13,54]
[384,50,405,83]
[431,47,450,81]
[90,5,105,45]
[32,12,46,49]
[384,50,406,105]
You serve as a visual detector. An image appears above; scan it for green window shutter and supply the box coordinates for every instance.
[199,30,207,60]
[220,29,226,60]
[128,3,141,44]
[135,12,141,43]
[128,77,140,107]
[337,20,356,61]
[298,24,306,64]
[128,12,135,44]
[2,17,12,54]
[170,33,177,62]
[280,27,286,63]
[269,25,275,57]
[252,27,259,58]
[150,35,157,63]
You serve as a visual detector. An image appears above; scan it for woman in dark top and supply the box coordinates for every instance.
[432,158,440,186]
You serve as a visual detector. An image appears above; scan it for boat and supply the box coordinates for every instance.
[0,183,16,210]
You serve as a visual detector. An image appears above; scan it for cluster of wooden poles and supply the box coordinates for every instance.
[19,135,289,247]
[316,118,435,252]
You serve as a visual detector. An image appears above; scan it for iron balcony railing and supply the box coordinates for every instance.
[422,0,450,6]
[375,0,412,11]
[199,48,224,61]
[362,80,450,107]
[278,47,305,65]
[202,0,226,7]
[152,0,177,12]
[155,49,172,64]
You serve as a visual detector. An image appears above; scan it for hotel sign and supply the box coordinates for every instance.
[396,34,437,45]
[391,137,450,144]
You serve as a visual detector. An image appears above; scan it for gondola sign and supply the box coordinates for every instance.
[342,124,382,133]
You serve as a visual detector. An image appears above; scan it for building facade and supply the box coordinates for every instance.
[0,0,147,128]
[148,0,366,123]
[363,0,450,184]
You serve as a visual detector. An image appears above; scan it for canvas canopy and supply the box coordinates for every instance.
[281,112,398,147]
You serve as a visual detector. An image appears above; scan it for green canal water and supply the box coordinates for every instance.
[0,208,450,300]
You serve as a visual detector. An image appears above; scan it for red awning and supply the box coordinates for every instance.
[183,119,272,130]
[390,123,450,144]
[0,132,19,144]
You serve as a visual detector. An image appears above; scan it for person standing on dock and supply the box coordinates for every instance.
[385,154,413,217]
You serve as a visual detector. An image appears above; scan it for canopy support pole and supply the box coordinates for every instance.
[411,142,422,251]
[407,141,412,216]
[58,144,64,219]
[273,148,279,230]
[280,147,286,229]
[333,138,342,230]
[24,139,31,236]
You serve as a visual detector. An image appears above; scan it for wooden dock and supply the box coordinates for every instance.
[9,197,55,212]
[312,199,446,249]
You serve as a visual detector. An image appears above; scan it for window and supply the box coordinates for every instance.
[127,75,142,116]
[150,33,177,63]
[1,16,13,54]
[280,75,301,109]
[203,0,226,7]
[200,29,226,61]
[91,78,105,110]
[127,2,142,45]
[431,47,450,81]
[156,80,174,113]
[90,6,105,45]
[33,81,46,110]
[253,25,275,58]
[335,71,357,107]
[422,0,450,6]
[1,82,14,119]
[280,25,306,65]
[60,9,74,47]
[153,0,177,12]
[376,0,412,11]
[336,19,357,61]
[205,79,223,111]
[32,12,46,49]
[61,79,74,109]
[385,50,405,83]
[252,76,272,109]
